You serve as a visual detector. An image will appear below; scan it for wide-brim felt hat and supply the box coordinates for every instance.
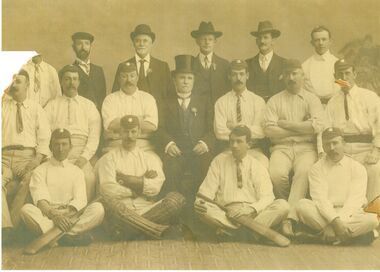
[130,24,156,42]
[191,21,223,38]
[171,55,196,75]
[250,21,281,38]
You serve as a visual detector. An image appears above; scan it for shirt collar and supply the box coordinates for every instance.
[120,89,139,98]
[12,98,30,108]
[64,94,80,102]
[199,52,213,62]
[27,59,46,71]
[76,58,91,66]
[232,88,249,100]
[50,157,70,167]
[259,50,274,61]
[313,50,332,61]
[285,88,307,99]
[121,146,140,157]
[325,155,346,167]
[135,54,151,63]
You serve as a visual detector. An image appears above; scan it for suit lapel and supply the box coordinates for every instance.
[266,53,278,74]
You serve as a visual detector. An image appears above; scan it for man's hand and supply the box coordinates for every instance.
[167,143,182,157]
[227,121,239,130]
[144,170,158,179]
[331,218,351,243]
[365,148,380,165]
[74,156,88,169]
[52,215,73,232]
[194,199,207,214]
[226,203,256,220]
[193,142,208,156]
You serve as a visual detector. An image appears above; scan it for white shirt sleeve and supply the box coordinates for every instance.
[80,102,101,160]
[142,153,165,197]
[214,98,231,141]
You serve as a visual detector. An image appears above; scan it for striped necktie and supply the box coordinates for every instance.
[236,94,242,122]
[343,90,349,120]
[236,159,243,189]
[34,64,41,93]
[204,56,210,69]
[16,102,23,133]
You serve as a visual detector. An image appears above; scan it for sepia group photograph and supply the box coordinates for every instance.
[2,0,380,269]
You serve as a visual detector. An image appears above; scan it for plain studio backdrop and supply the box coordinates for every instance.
[3,0,380,93]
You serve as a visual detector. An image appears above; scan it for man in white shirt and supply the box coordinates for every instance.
[2,70,51,244]
[296,127,379,245]
[194,125,289,243]
[302,26,339,104]
[21,128,104,247]
[214,59,268,168]
[21,54,61,108]
[263,59,325,237]
[45,65,101,201]
[98,115,185,240]
[326,59,380,202]
[102,62,158,154]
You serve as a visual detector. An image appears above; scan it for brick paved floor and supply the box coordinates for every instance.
[3,237,380,269]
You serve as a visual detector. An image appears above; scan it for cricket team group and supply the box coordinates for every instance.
[2,20,380,248]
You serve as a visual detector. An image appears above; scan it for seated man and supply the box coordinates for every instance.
[102,62,158,154]
[45,65,101,200]
[98,115,185,240]
[296,127,379,245]
[214,59,268,168]
[194,125,289,243]
[21,128,105,246]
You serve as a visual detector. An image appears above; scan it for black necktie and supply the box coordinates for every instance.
[138,59,145,81]
[343,91,349,120]
[16,102,23,133]
[236,159,243,189]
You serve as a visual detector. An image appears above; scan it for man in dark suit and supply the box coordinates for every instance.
[155,55,215,200]
[112,24,173,102]
[191,22,230,105]
[69,32,107,111]
[246,21,287,102]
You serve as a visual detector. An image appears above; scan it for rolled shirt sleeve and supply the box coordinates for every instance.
[80,103,101,160]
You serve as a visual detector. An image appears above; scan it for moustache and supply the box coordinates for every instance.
[287,80,296,85]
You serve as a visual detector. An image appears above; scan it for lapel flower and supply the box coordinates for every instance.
[191,107,197,117]
[147,68,153,75]
[212,63,217,70]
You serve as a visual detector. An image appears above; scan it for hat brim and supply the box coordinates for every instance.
[171,69,197,76]
[250,29,281,38]
[191,30,223,39]
[130,32,156,42]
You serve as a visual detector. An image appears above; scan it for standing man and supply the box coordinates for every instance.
[45,65,101,201]
[302,26,339,105]
[246,21,287,102]
[194,125,289,243]
[214,59,268,168]
[21,54,61,108]
[21,128,104,247]
[98,115,185,240]
[191,21,230,105]
[263,59,325,237]
[2,70,50,243]
[155,55,215,199]
[296,127,379,245]
[69,32,107,111]
[102,62,158,153]
[112,24,173,102]
[326,59,380,202]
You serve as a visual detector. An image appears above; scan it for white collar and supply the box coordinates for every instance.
[259,50,274,61]
[76,58,91,65]
[12,98,29,108]
[28,59,46,71]
[50,157,70,167]
[199,52,213,62]
[313,50,332,60]
[135,54,151,63]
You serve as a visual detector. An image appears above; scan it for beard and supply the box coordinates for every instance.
[76,49,90,60]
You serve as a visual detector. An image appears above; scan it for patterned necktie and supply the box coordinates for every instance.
[180,98,187,111]
[236,94,242,122]
[34,64,41,93]
[139,59,146,80]
[204,56,209,69]
[343,90,349,120]
[261,56,268,72]
[16,102,23,133]
[236,159,243,189]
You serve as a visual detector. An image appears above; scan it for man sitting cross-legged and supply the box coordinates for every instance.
[194,125,289,244]
[295,127,379,245]
[20,128,105,246]
[98,115,186,240]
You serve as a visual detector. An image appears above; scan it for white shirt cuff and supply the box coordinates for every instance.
[198,140,209,152]
[164,141,176,154]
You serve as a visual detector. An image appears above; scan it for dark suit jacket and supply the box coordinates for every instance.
[154,94,215,154]
[246,53,286,101]
[112,56,173,102]
[60,63,106,111]
[193,53,230,105]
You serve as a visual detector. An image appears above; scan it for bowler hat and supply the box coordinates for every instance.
[191,21,223,38]
[130,24,156,42]
[172,55,196,75]
[250,21,281,38]
[72,32,94,42]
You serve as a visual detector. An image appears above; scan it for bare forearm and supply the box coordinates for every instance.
[264,126,299,138]
[117,173,144,194]
[285,121,314,134]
